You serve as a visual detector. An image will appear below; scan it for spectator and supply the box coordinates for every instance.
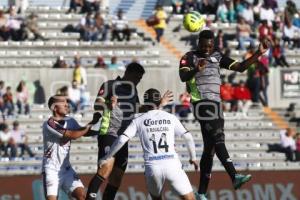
[234,0,245,17]
[199,0,219,15]
[0,123,15,158]
[8,0,29,15]
[94,55,107,68]
[79,11,98,41]
[72,56,87,87]
[107,56,122,70]
[220,80,236,111]
[236,17,254,50]
[214,30,227,53]
[0,10,10,41]
[10,121,34,157]
[66,0,83,14]
[52,56,68,68]
[259,56,269,107]
[81,0,100,13]
[284,0,298,23]
[68,80,81,113]
[111,9,130,41]
[94,12,108,41]
[240,1,254,25]
[217,0,236,23]
[7,6,27,41]
[2,86,14,116]
[267,128,297,161]
[253,0,262,27]
[245,47,261,106]
[260,3,275,27]
[25,12,47,41]
[293,13,300,29]
[233,80,252,113]
[16,80,30,115]
[272,38,289,67]
[264,0,278,11]
[176,91,191,118]
[258,20,273,43]
[280,128,296,161]
[282,19,300,49]
[153,5,167,43]
[273,14,284,33]
[181,0,197,13]
[172,0,183,14]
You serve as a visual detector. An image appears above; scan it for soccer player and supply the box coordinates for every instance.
[86,63,172,200]
[99,88,198,200]
[179,30,269,200]
[42,94,109,200]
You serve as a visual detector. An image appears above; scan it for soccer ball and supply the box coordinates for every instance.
[183,11,205,32]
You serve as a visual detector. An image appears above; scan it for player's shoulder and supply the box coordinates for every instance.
[210,51,224,61]
[182,50,197,58]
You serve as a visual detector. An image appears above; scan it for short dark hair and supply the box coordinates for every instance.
[48,94,65,110]
[198,30,215,40]
[125,62,145,75]
[144,88,161,106]
[13,120,19,127]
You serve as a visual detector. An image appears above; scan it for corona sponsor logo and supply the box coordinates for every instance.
[143,119,171,127]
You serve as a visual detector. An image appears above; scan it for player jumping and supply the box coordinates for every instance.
[179,30,269,200]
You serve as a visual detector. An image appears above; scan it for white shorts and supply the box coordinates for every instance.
[43,167,84,197]
[144,159,193,197]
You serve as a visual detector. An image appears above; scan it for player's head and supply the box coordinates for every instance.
[124,62,145,86]
[197,30,215,57]
[143,88,161,108]
[48,94,69,116]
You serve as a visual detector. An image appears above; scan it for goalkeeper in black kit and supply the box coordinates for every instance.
[179,30,269,200]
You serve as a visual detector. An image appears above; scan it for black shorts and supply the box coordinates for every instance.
[97,135,128,171]
[193,99,225,144]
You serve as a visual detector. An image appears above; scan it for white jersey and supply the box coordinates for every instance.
[42,116,81,172]
[123,110,188,164]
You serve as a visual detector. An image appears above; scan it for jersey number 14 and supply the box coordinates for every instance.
[149,133,169,153]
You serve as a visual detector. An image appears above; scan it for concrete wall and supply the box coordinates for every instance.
[0,68,186,104]
[0,67,298,107]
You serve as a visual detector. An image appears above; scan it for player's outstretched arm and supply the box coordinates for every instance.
[230,39,270,72]
[46,118,92,140]
[182,132,198,170]
[63,125,92,139]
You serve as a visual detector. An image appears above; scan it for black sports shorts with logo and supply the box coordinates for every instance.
[192,99,225,144]
[97,135,128,171]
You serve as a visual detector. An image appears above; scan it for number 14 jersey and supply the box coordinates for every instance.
[123,109,188,164]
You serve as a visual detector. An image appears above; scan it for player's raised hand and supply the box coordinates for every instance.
[189,159,199,171]
[258,38,270,55]
[160,90,173,107]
